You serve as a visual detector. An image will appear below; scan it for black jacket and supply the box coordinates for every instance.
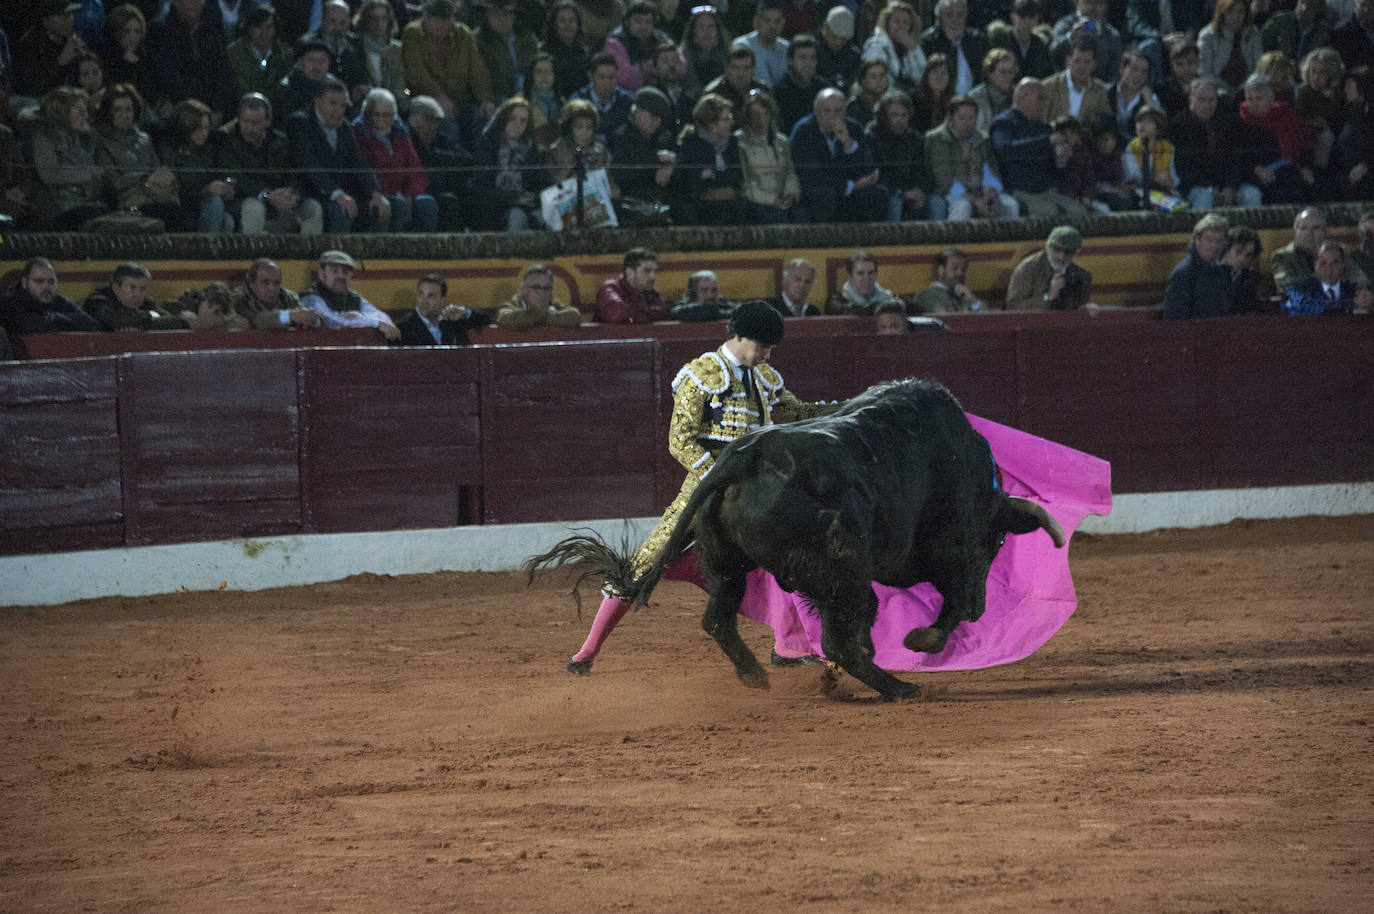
[1163,243,1235,320]
[0,288,101,336]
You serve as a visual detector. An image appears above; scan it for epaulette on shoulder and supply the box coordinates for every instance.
[672,350,731,395]
[757,363,784,393]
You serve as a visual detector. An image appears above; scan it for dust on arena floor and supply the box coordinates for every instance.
[2,515,1372,912]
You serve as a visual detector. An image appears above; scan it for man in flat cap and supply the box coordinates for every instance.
[566,299,841,675]
[1005,224,1094,310]
[299,250,400,340]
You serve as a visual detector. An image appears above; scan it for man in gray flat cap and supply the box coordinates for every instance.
[1005,225,1095,310]
[299,250,400,340]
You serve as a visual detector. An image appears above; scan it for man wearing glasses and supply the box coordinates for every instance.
[494,263,584,330]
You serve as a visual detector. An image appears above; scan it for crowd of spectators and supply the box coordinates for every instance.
[1,0,1369,234]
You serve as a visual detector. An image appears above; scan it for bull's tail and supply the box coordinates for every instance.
[630,444,759,609]
[522,528,638,615]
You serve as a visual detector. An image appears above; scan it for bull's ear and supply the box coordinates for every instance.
[999,496,1067,548]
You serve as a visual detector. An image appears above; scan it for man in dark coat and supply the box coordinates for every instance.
[772,33,831,134]
[395,273,491,345]
[1163,214,1236,320]
[12,0,84,99]
[286,76,391,232]
[762,258,821,318]
[146,0,235,120]
[921,0,991,95]
[220,93,324,234]
[83,262,188,332]
[789,87,889,224]
[0,257,101,339]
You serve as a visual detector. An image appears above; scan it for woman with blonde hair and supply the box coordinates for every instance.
[736,90,800,224]
[31,87,109,230]
[862,1,925,93]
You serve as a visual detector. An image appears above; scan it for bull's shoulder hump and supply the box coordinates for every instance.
[672,351,731,395]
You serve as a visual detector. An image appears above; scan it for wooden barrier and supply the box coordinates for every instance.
[1,313,1371,558]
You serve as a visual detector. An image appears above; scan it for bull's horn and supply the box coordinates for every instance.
[1008,496,1066,548]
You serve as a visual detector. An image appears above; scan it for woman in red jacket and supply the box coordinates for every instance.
[353,88,440,232]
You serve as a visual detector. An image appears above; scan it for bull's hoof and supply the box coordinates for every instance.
[881,681,922,703]
[770,650,823,667]
[567,657,593,676]
[737,665,770,689]
[903,626,948,654]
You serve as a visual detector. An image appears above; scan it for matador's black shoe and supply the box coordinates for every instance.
[567,657,593,675]
[770,650,822,667]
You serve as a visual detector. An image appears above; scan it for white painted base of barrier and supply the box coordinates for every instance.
[3,483,1372,607]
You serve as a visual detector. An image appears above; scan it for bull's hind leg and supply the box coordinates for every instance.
[701,572,769,689]
[812,585,920,702]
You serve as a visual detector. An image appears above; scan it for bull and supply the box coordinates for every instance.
[624,378,1066,702]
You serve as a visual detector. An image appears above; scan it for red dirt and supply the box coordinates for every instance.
[2,516,1372,912]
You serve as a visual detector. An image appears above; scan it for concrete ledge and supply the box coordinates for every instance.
[3,483,1371,607]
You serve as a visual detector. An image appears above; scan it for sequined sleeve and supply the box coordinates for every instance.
[667,374,717,479]
[771,388,842,424]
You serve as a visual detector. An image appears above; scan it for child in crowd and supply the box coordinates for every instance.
[1123,107,1179,207]
[1087,118,1134,211]
[1050,116,1097,213]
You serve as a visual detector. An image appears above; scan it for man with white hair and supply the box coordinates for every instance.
[920,0,990,95]
[789,87,889,223]
[990,77,1087,218]
[1269,208,1369,293]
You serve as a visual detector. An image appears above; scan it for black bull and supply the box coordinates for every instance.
[538,379,1066,702]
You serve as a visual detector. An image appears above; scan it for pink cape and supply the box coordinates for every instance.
[665,415,1113,671]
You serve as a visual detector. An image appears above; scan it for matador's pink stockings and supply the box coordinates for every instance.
[566,593,631,674]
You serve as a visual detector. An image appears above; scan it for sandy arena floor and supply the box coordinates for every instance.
[2,516,1372,912]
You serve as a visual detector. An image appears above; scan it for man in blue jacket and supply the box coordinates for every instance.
[789,87,888,224]
[1163,214,1235,320]
[989,77,1086,218]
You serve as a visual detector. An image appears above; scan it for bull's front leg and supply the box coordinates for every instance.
[812,585,920,702]
[903,566,986,656]
[701,572,769,689]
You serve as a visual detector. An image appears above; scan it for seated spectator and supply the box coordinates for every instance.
[525,52,564,146]
[606,1,674,93]
[1332,0,1374,67]
[299,250,401,340]
[649,39,692,136]
[90,83,187,230]
[1043,36,1108,126]
[1049,115,1096,211]
[30,85,109,230]
[867,90,931,221]
[1049,0,1122,84]
[1283,242,1374,315]
[494,263,584,329]
[762,257,820,317]
[970,47,1018,133]
[772,33,830,135]
[469,94,548,231]
[1084,116,1133,211]
[815,4,861,94]
[165,98,236,234]
[679,3,728,97]
[396,272,492,345]
[274,37,334,122]
[736,89,801,224]
[0,109,26,226]
[874,299,910,334]
[227,4,294,101]
[231,258,320,329]
[475,0,539,103]
[608,86,679,218]
[595,247,669,323]
[703,45,769,114]
[1222,225,1267,314]
[1239,74,1318,203]
[862,1,925,94]
[401,0,494,148]
[354,87,440,231]
[924,94,1019,221]
[733,0,789,86]
[146,0,233,122]
[1334,65,1373,202]
[1163,213,1233,320]
[988,0,1053,81]
[304,0,370,107]
[790,87,889,223]
[72,51,107,114]
[990,77,1087,218]
[1005,225,1094,310]
[1198,0,1262,93]
[14,0,86,100]
[1269,208,1370,295]
[847,58,890,129]
[1295,47,1346,151]
[669,269,734,321]
[1156,38,1199,123]
[1121,107,1179,206]
[544,1,592,100]
[1106,49,1159,145]
[1353,208,1374,284]
[922,0,990,95]
[288,76,393,233]
[1254,49,1298,104]
[913,246,985,313]
[677,92,746,226]
[354,0,410,114]
[825,250,905,315]
[912,52,955,134]
[547,98,612,183]
[1260,0,1333,64]
[100,4,154,108]
[407,94,475,231]
[220,93,325,235]
[0,257,102,339]
[1173,78,1263,212]
[571,52,637,143]
[171,282,251,331]
[83,262,188,331]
